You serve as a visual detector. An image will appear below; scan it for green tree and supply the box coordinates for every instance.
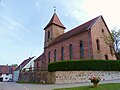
[12,64,18,67]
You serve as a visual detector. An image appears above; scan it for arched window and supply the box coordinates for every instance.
[48,51,50,63]
[61,47,64,60]
[54,49,56,62]
[36,62,39,68]
[48,31,50,39]
[69,44,73,60]
[96,39,100,50]
[105,54,108,60]
[80,40,84,59]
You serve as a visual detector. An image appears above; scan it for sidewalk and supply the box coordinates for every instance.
[22,79,120,90]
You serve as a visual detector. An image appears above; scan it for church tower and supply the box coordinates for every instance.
[44,13,66,48]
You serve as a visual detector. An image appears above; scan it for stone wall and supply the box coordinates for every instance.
[18,71,48,84]
[18,71,120,84]
[49,71,120,84]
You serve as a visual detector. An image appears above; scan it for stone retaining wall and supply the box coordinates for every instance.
[49,71,120,84]
[18,71,120,84]
[18,71,48,83]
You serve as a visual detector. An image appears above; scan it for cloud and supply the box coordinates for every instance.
[0,15,26,42]
[0,3,32,43]
[59,0,120,30]
[82,0,120,29]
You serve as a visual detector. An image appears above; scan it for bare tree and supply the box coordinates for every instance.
[111,29,120,52]
[102,28,120,54]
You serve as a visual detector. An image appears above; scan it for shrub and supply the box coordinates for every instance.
[48,60,120,72]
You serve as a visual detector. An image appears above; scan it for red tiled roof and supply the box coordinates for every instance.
[0,65,14,74]
[44,13,66,30]
[46,15,101,48]
[14,57,34,71]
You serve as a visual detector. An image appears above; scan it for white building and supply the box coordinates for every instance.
[13,56,35,82]
[0,65,15,82]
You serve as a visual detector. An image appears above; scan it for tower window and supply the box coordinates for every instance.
[105,54,108,60]
[80,40,84,59]
[61,47,64,60]
[54,49,57,62]
[48,51,50,63]
[96,39,100,51]
[48,31,50,39]
[69,44,73,60]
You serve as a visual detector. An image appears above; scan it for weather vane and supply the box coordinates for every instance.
[53,6,56,13]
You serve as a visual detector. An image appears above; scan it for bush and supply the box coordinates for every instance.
[48,60,120,72]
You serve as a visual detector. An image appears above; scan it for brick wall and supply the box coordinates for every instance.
[91,17,116,60]
[45,31,90,65]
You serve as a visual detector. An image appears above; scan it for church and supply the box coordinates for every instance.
[34,12,117,69]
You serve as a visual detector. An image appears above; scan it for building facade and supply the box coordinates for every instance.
[13,57,34,82]
[0,65,15,82]
[34,13,117,69]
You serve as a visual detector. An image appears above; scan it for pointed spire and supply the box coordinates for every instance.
[44,12,66,30]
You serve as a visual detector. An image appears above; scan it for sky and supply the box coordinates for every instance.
[0,0,120,65]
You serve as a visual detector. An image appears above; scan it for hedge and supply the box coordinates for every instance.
[48,60,120,72]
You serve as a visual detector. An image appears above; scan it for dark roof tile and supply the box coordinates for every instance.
[0,65,14,74]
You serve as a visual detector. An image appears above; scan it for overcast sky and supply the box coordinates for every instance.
[0,0,120,65]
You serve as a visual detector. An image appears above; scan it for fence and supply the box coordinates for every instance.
[22,67,47,72]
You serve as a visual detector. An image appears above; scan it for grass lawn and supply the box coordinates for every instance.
[54,83,120,90]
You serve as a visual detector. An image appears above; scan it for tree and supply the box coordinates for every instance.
[12,64,18,67]
[111,29,120,52]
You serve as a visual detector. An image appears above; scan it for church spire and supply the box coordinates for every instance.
[44,12,66,30]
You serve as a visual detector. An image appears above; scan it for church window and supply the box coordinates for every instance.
[48,51,50,63]
[69,44,73,60]
[54,49,57,62]
[61,47,64,60]
[96,39,100,50]
[80,40,84,59]
[48,31,50,39]
[36,62,39,68]
[105,54,108,60]
[102,29,104,33]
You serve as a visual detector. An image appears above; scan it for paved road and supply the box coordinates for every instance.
[0,79,120,90]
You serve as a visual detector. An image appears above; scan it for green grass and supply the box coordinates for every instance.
[54,83,120,90]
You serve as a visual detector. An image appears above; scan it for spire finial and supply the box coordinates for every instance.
[53,6,56,13]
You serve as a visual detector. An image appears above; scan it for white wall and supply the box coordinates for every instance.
[13,70,20,82]
[22,57,35,71]
[2,74,12,81]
